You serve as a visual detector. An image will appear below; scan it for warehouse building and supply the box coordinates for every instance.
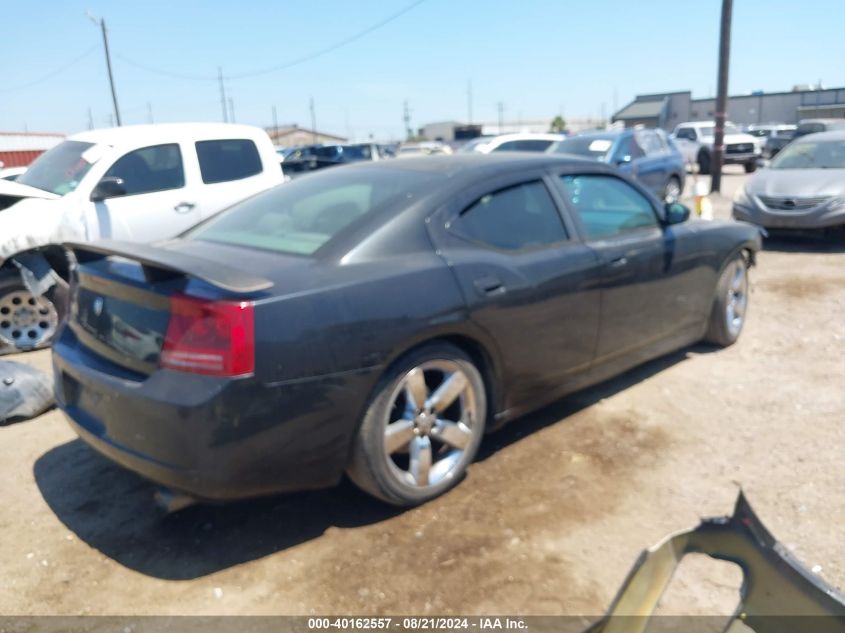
[266,125,346,148]
[613,86,845,131]
[0,131,64,168]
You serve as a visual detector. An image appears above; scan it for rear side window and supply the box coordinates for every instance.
[455,181,567,250]
[675,128,696,141]
[196,139,262,184]
[560,174,658,239]
[104,144,185,195]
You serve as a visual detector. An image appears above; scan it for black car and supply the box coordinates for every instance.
[282,143,384,175]
[54,155,761,507]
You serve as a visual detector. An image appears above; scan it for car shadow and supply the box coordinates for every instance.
[763,232,845,254]
[34,344,706,580]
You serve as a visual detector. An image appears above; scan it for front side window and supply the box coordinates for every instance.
[560,174,658,240]
[104,144,184,195]
[17,140,97,196]
[455,181,567,250]
[196,139,262,184]
[675,128,695,141]
[635,131,664,156]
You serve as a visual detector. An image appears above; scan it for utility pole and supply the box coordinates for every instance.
[711,0,733,193]
[86,107,94,130]
[146,102,153,124]
[497,102,504,133]
[87,13,121,126]
[403,100,411,140]
[310,97,317,143]
[228,97,236,123]
[272,105,279,141]
[467,80,473,124]
[218,67,228,123]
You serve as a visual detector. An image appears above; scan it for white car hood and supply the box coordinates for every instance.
[0,179,60,201]
[0,197,87,264]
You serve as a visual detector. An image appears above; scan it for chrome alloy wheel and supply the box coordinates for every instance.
[0,289,59,349]
[725,260,748,337]
[382,360,479,488]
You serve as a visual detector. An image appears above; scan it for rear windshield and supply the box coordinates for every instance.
[550,136,614,159]
[187,167,442,255]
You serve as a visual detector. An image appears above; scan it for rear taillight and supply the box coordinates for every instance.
[160,294,255,377]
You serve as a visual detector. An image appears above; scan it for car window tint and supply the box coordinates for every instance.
[675,128,695,141]
[560,174,658,239]
[104,144,185,195]
[195,139,262,184]
[636,131,664,156]
[457,181,567,250]
[615,135,644,161]
[188,167,443,256]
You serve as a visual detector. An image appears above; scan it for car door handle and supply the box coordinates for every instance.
[609,256,628,268]
[473,275,505,296]
[174,202,196,213]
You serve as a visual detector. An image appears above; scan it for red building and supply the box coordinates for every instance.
[0,131,65,168]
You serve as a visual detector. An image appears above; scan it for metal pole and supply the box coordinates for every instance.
[218,67,228,123]
[467,80,473,124]
[272,105,279,141]
[711,0,733,193]
[99,18,121,126]
[497,102,504,133]
[228,97,235,124]
[310,97,317,143]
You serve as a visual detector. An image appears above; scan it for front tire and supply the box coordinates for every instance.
[744,161,757,173]
[347,343,487,506]
[0,270,61,355]
[704,254,749,347]
[698,150,711,175]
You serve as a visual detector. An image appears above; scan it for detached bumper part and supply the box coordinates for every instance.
[0,360,54,424]
[589,492,845,633]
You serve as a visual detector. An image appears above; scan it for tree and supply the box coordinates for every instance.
[549,115,567,133]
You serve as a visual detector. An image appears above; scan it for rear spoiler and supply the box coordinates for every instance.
[64,240,274,294]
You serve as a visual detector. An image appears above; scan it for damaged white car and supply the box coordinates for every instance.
[0,123,284,353]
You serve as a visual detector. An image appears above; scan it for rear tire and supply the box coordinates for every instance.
[744,161,757,173]
[698,150,711,175]
[704,254,749,347]
[0,270,62,355]
[347,343,487,506]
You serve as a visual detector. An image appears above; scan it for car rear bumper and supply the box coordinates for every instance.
[53,331,379,501]
[733,201,845,229]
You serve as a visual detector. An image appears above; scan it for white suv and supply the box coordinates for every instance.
[0,122,283,353]
[672,121,760,174]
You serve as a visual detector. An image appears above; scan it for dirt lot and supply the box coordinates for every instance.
[1,168,843,616]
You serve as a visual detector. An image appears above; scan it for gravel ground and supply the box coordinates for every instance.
[1,168,843,616]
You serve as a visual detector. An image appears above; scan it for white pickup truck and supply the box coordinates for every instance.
[672,121,760,175]
[0,123,284,353]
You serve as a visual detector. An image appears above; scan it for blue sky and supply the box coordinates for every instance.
[3,0,844,140]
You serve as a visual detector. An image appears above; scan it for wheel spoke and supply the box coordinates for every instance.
[731,265,745,291]
[432,419,472,450]
[425,371,467,414]
[404,368,428,412]
[384,419,416,454]
[409,436,432,486]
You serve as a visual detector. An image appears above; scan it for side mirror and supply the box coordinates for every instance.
[615,154,632,166]
[757,158,770,169]
[90,176,126,202]
[664,201,691,225]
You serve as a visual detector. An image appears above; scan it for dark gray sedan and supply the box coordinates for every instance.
[733,130,845,230]
[54,154,761,507]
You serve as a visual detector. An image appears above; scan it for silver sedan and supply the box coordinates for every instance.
[732,130,845,230]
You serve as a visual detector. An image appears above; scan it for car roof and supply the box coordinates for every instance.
[566,129,625,140]
[68,123,269,149]
[676,121,738,127]
[487,133,566,142]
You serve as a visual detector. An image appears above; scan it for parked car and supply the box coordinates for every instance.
[762,129,797,159]
[672,121,760,174]
[764,119,845,160]
[548,128,686,202]
[0,123,283,353]
[54,154,761,507]
[282,142,386,175]
[458,133,565,154]
[743,124,796,153]
[0,166,26,181]
[397,141,453,157]
[732,130,845,231]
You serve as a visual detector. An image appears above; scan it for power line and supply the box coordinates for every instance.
[0,45,98,94]
[113,0,427,82]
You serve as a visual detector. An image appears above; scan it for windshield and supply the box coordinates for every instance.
[549,136,613,159]
[698,124,740,137]
[17,140,97,195]
[770,140,845,170]
[187,167,443,256]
